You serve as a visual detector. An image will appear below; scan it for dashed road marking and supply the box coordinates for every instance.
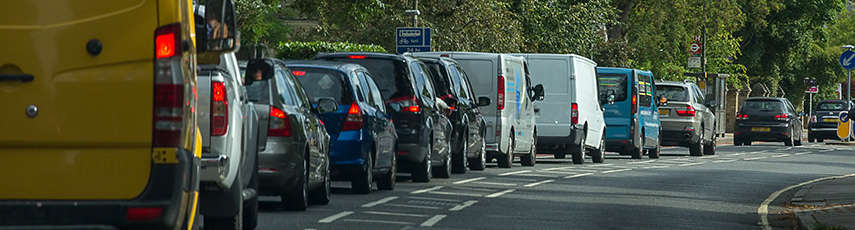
[794,152,809,156]
[473,181,518,186]
[428,191,483,197]
[411,186,444,194]
[564,173,594,179]
[485,189,516,198]
[453,177,486,184]
[678,162,705,167]
[699,155,718,159]
[408,196,461,202]
[744,156,767,161]
[820,149,834,153]
[516,173,560,178]
[453,186,499,192]
[499,170,532,176]
[601,168,632,174]
[713,159,738,163]
[420,215,447,227]
[449,200,478,211]
[627,160,657,164]
[385,204,442,209]
[362,196,398,207]
[318,211,355,223]
[343,219,412,225]
[590,163,615,167]
[524,179,555,187]
[364,211,428,217]
[770,154,789,158]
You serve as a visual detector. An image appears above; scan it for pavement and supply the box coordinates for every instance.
[789,174,855,230]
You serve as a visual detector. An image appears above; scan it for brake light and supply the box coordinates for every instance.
[389,95,420,112]
[152,23,185,148]
[211,82,229,136]
[775,114,790,121]
[269,106,291,137]
[676,105,696,117]
[631,94,638,114]
[349,55,366,59]
[736,113,748,120]
[342,102,364,131]
[126,207,163,222]
[571,103,579,124]
[440,54,450,57]
[292,71,306,76]
[497,76,505,110]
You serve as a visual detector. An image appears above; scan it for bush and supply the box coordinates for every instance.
[275,41,387,60]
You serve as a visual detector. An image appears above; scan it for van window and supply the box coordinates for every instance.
[456,59,493,97]
[656,85,689,102]
[638,74,652,106]
[290,67,353,105]
[323,57,414,101]
[597,73,628,102]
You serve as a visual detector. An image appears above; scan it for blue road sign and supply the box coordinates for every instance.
[396,27,431,54]
[840,50,855,70]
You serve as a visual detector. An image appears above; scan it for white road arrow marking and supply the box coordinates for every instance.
[844,53,855,66]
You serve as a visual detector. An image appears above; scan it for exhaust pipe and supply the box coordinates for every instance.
[683,133,692,139]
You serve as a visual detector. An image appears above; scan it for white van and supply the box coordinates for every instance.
[411,52,544,168]
[512,54,607,164]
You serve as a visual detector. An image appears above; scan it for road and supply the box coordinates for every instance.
[255,142,855,230]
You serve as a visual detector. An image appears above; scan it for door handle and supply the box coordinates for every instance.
[0,74,34,82]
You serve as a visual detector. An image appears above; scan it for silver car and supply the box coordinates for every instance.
[655,80,717,156]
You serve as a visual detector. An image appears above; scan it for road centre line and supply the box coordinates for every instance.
[385,204,442,209]
[678,162,705,167]
[449,200,478,211]
[473,181,517,186]
[524,179,555,187]
[485,189,516,198]
[744,156,767,161]
[420,215,447,227]
[564,173,594,179]
[601,168,632,174]
[408,196,462,202]
[499,170,532,176]
[539,170,588,174]
[542,166,579,171]
[361,196,398,207]
[428,191,483,197]
[649,165,670,169]
[589,163,615,167]
[699,155,719,159]
[364,211,428,217]
[343,219,412,225]
[318,211,355,223]
[543,168,598,173]
[453,177,486,184]
[820,149,834,152]
[411,186,444,194]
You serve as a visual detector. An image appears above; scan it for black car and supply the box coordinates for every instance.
[808,99,854,142]
[417,56,491,173]
[734,97,804,146]
[314,52,453,182]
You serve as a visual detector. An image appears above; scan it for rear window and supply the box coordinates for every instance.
[289,67,353,105]
[741,100,783,112]
[424,62,452,97]
[321,57,413,101]
[656,85,689,102]
[456,59,493,97]
[597,73,628,102]
[245,79,270,104]
[817,102,847,111]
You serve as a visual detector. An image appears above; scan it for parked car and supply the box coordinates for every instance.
[283,60,398,194]
[597,67,664,159]
[514,53,607,164]
[196,52,260,227]
[244,58,335,211]
[412,52,544,168]
[808,100,853,142]
[314,52,452,182]
[655,80,717,156]
[416,56,491,172]
[734,97,804,146]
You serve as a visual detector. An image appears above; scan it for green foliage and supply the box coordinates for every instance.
[235,0,291,44]
[510,0,616,56]
[275,41,387,60]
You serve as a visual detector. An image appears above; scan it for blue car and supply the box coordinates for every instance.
[596,67,664,159]
[285,61,398,194]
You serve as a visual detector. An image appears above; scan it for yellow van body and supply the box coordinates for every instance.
[0,0,202,229]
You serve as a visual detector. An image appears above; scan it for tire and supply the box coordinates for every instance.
[808,133,815,143]
[689,130,703,156]
[204,209,241,230]
[468,140,486,171]
[242,156,259,230]
[648,135,661,159]
[352,151,373,194]
[282,157,309,211]
[703,136,716,155]
[411,139,432,183]
[591,134,605,163]
[377,152,396,190]
[520,135,536,167]
[794,129,803,146]
[784,127,794,146]
[744,140,752,145]
[553,153,566,159]
[571,131,586,164]
[818,138,824,143]
[497,131,514,168]
[451,136,468,174]
[309,145,331,204]
[433,145,452,179]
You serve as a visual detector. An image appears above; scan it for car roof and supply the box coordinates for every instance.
[280,60,367,73]
[817,99,849,103]
[745,97,786,101]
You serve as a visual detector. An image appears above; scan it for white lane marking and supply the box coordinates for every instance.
[408,196,462,202]
[758,173,855,230]
[364,211,428,217]
[678,162,705,167]
[601,168,632,174]
[627,160,657,164]
[499,170,532,176]
[420,215,447,227]
[343,219,412,225]
[318,211,355,223]
[516,173,560,178]
[540,170,586,174]
[453,186,499,192]
[385,204,442,209]
[543,168,598,173]
[411,186,444,194]
[361,196,398,207]
[651,165,670,169]
[794,152,808,156]
[564,173,594,179]
[770,154,789,158]
[542,166,578,171]
[820,149,834,153]
[428,191,483,197]
[524,179,555,187]
[453,177,486,184]
[485,189,516,198]
[699,155,718,159]
[744,156,767,161]
[473,181,518,186]
[449,200,478,211]
[713,159,738,163]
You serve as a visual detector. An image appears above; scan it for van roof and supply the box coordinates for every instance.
[509,53,596,65]
[597,67,653,76]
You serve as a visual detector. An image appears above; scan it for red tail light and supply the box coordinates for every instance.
[775,114,790,121]
[342,102,364,131]
[292,71,306,76]
[349,55,366,59]
[211,82,229,136]
[571,103,579,124]
[497,76,505,110]
[153,23,185,148]
[440,54,450,57]
[126,207,163,222]
[736,113,749,120]
[388,95,420,112]
[676,105,696,117]
[269,106,291,137]
[631,94,638,114]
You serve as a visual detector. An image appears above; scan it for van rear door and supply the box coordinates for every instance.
[526,55,572,137]
[0,0,159,200]
[453,56,498,143]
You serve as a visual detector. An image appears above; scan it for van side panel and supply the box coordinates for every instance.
[600,68,633,141]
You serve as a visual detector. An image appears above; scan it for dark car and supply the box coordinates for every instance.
[417,56,491,173]
[808,99,854,142]
[734,97,804,146]
[656,80,717,156]
[314,52,452,182]
[283,60,398,194]
[243,58,335,211]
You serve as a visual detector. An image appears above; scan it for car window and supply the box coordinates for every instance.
[290,67,354,105]
[452,65,472,101]
[274,68,297,106]
[321,57,414,101]
[597,73,628,102]
[363,72,385,113]
[817,102,846,111]
[742,100,783,112]
[656,85,689,102]
[356,71,377,108]
[414,62,436,100]
[425,62,451,97]
[286,70,312,109]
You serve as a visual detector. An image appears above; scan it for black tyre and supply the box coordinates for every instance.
[352,152,373,194]
[282,158,309,211]
[648,136,661,159]
[433,146,452,179]
[591,134,605,163]
[794,129,803,146]
[520,135,536,167]
[690,130,703,156]
[808,133,815,143]
[818,138,824,142]
[497,131,514,168]
[204,211,241,230]
[468,141,486,171]
[309,149,331,204]
[243,157,259,230]
[571,131,586,164]
[744,140,752,145]
[554,153,566,159]
[703,136,716,155]
[377,152,396,190]
[451,136,468,174]
[411,140,432,183]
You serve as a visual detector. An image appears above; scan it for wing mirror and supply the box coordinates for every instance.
[194,0,239,53]
[442,97,459,108]
[532,84,545,101]
[244,59,273,86]
[706,99,718,108]
[476,96,492,107]
[315,98,338,114]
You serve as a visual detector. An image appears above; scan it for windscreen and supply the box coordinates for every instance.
[741,100,783,113]
[324,58,413,101]
[656,85,689,102]
[597,73,628,102]
[290,67,353,105]
[816,102,846,111]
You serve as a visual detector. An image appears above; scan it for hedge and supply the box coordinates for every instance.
[275,41,388,60]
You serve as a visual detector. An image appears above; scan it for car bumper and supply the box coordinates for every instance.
[660,130,699,146]
[536,124,584,153]
[734,124,793,142]
[257,139,302,195]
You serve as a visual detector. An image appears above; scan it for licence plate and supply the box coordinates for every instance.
[824,118,838,122]
[658,109,669,116]
[751,127,771,132]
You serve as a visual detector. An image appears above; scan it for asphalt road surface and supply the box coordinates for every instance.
[254,142,855,230]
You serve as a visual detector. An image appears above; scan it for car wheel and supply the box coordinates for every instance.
[497,131,514,168]
[452,136,468,174]
[309,161,331,204]
[689,130,703,156]
[784,127,794,146]
[352,150,374,194]
[282,157,308,211]
[242,157,259,230]
[204,203,242,230]
[808,132,815,143]
[703,135,716,155]
[412,139,432,183]
[468,140,486,171]
[571,131,586,164]
[818,138,824,142]
[794,129,803,146]
[377,150,396,191]
[648,134,661,159]
[433,144,452,179]
[591,134,605,163]
[521,135,536,166]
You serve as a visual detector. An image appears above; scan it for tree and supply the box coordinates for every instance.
[508,0,616,57]
[235,0,291,57]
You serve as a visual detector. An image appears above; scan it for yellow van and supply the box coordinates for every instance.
[0,0,238,229]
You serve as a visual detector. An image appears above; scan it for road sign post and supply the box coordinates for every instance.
[838,49,855,141]
[396,27,431,54]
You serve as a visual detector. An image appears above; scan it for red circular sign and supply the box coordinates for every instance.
[690,43,701,53]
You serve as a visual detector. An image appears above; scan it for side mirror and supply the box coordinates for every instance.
[706,99,718,108]
[532,84,545,101]
[658,95,668,107]
[201,0,239,53]
[476,96,492,107]
[387,102,403,113]
[442,97,459,108]
[244,59,273,85]
[316,98,338,114]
